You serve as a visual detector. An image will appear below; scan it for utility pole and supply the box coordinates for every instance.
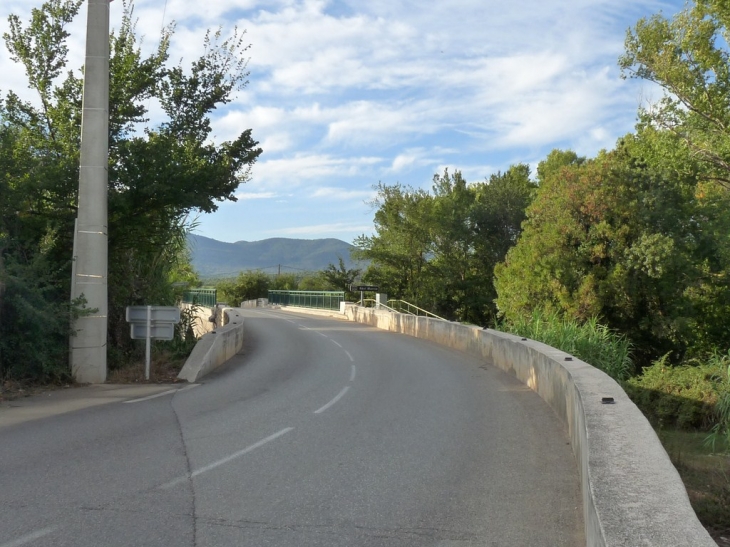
[70,0,110,383]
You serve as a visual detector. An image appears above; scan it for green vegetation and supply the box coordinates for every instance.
[354,166,535,326]
[625,353,729,430]
[0,0,261,380]
[215,259,361,305]
[502,309,634,381]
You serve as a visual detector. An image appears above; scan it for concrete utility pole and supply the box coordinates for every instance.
[70,0,110,383]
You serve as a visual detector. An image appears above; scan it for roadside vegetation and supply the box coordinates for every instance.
[0,0,261,383]
[213,258,361,305]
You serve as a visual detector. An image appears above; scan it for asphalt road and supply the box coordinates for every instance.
[0,309,584,546]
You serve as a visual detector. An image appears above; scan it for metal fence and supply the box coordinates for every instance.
[182,288,217,307]
[268,290,345,311]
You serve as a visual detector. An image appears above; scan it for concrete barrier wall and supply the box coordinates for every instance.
[343,304,714,547]
[177,308,245,383]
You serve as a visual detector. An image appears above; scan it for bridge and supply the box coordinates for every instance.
[0,302,714,546]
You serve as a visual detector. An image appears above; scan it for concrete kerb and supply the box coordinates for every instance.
[177,307,245,383]
[341,303,714,547]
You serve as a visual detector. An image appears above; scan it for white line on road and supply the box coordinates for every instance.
[350,365,357,382]
[124,384,199,403]
[330,339,342,348]
[0,527,56,547]
[344,350,354,362]
[124,389,178,403]
[160,428,294,489]
[314,386,350,414]
[317,332,328,338]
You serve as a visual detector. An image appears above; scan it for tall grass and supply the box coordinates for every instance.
[705,350,730,452]
[501,309,634,381]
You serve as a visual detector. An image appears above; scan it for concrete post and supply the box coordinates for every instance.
[375,293,388,310]
[70,0,110,383]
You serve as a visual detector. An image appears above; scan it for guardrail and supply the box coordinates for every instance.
[182,288,217,307]
[268,290,345,311]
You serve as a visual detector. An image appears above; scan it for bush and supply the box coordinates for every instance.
[502,308,634,381]
[625,353,729,430]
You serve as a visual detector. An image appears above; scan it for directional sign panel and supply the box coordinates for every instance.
[350,285,380,292]
[125,306,180,323]
[130,323,175,341]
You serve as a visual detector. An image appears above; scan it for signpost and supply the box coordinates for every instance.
[126,306,180,379]
[349,285,380,306]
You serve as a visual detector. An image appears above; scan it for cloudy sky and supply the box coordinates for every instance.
[1,0,684,244]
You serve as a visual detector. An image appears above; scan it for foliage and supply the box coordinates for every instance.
[502,308,634,381]
[353,182,433,303]
[321,257,360,291]
[0,0,261,377]
[217,271,270,305]
[0,253,95,380]
[620,0,730,191]
[625,352,729,430]
[354,166,535,325]
[705,350,730,451]
[494,142,730,365]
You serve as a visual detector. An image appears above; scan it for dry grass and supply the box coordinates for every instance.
[1,349,187,403]
[658,429,730,545]
[106,351,188,384]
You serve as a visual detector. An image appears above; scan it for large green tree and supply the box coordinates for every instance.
[620,0,730,190]
[355,166,534,325]
[0,0,261,377]
[495,141,730,364]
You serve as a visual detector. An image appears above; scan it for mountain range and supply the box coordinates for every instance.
[187,233,360,278]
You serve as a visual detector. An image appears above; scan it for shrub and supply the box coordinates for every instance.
[625,353,729,430]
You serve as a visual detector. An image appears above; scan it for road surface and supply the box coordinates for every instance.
[0,308,583,546]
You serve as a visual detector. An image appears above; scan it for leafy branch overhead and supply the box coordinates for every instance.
[620,0,730,190]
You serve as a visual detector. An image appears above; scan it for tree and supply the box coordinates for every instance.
[218,271,270,305]
[494,143,730,365]
[321,257,361,291]
[355,167,535,325]
[1,0,261,376]
[353,183,433,303]
[620,0,730,190]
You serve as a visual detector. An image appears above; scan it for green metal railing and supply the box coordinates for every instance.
[182,288,217,307]
[269,290,345,311]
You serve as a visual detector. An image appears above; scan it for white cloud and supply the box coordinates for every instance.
[235,191,278,200]
[0,0,686,244]
[272,222,374,236]
[254,153,384,187]
[310,187,377,201]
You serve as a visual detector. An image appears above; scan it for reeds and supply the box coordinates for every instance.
[502,309,634,381]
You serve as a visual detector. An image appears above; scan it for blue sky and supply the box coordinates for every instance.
[1,0,685,244]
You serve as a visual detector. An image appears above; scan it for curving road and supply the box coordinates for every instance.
[0,309,584,546]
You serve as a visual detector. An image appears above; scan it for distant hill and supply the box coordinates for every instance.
[187,233,361,278]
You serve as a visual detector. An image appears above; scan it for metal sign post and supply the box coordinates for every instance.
[126,306,180,379]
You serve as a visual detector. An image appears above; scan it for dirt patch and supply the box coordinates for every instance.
[658,429,730,546]
[0,379,80,403]
[107,354,187,384]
